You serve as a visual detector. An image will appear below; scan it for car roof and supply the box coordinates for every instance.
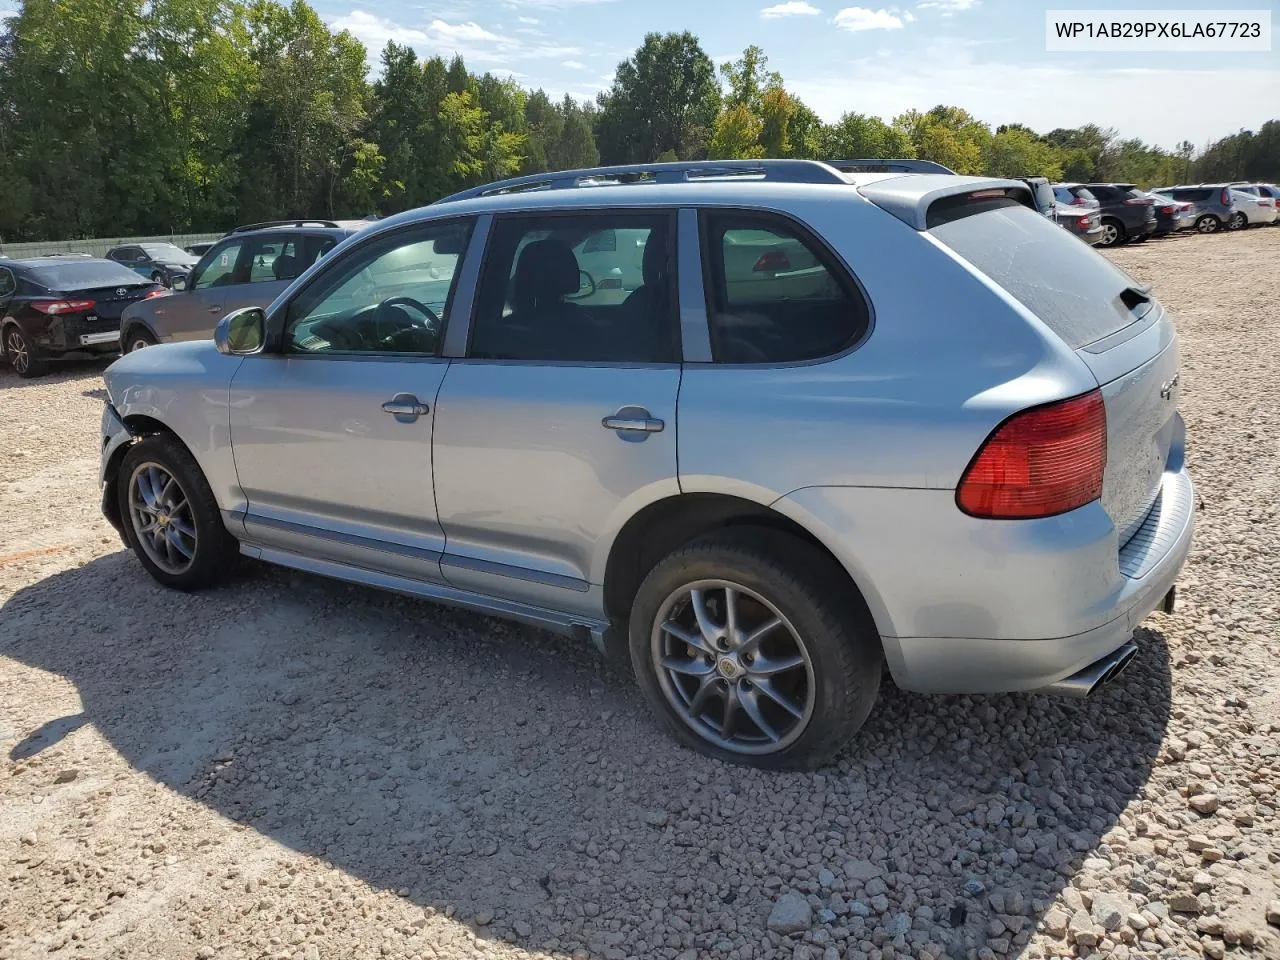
[6,255,113,267]
[225,219,367,237]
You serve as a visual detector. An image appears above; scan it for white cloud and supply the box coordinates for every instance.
[761,1,821,18]
[904,9,916,21]
[789,47,1277,148]
[561,59,587,69]
[428,19,503,44]
[331,10,427,48]
[916,0,978,12]
[517,16,540,24]
[833,7,904,31]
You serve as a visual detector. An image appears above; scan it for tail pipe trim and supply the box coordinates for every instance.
[1035,641,1139,699]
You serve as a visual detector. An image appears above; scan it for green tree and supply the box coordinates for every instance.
[985,126,1064,180]
[720,45,780,112]
[595,32,720,163]
[821,112,914,159]
[708,104,764,160]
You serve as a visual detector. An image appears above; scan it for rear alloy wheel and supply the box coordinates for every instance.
[151,271,168,286]
[1098,219,1125,247]
[1197,215,1221,234]
[4,326,44,378]
[126,327,157,353]
[629,530,882,770]
[1227,212,1247,231]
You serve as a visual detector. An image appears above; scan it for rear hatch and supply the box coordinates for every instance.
[927,198,1178,546]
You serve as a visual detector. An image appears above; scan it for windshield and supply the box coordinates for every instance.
[140,243,191,260]
[27,260,149,289]
[931,203,1145,350]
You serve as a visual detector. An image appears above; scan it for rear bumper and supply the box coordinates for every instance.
[774,454,1195,696]
[883,465,1194,693]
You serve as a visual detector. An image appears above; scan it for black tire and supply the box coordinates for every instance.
[125,325,158,353]
[1196,215,1221,234]
[151,271,168,286]
[1227,212,1247,231]
[628,528,882,770]
[3,324,45,378]
[117,433,239,590]
[1130,234,1148,244]
[1097,218,1126,247]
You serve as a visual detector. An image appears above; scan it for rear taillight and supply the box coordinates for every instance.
[1221,188,1231,205]
[143,288,166,299]
[1070,196,1088,205]
[30,298,95,315]
[956,390,1107,520]
[752,250,791,272]
[1076,216,1091,229]
[1123,197,1151,205]
[1160,205,1176,214]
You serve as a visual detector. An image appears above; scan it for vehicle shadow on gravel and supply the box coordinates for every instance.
[0,354,112,389]
[1,553,1172,958]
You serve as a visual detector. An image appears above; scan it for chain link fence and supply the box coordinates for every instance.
[0,232,223,260]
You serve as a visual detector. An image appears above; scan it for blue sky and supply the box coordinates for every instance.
[309,0,1277,149]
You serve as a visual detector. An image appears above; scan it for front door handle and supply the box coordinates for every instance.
[208,304,222,314]
[382,393,430,418]
[603,406,665,435]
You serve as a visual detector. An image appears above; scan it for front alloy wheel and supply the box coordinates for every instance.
[1197,215,1220,234]
[127,462,198,575]
[653,580,815,755]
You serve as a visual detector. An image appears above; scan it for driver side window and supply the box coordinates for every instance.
[283,219,472,357]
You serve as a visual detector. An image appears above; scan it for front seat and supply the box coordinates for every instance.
[618,233,671,361]
[272,253,300,281]
[495,237,585,359]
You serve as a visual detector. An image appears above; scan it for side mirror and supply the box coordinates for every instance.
[214,307,266,356]
[171,276,187,291]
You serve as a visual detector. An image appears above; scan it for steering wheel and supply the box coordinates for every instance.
[380,296,440,328]
[566,269,596,301]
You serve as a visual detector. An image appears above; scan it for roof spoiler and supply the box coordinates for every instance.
[228,220,341,234]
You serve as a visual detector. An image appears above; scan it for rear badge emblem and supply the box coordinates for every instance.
[116,287,127,297]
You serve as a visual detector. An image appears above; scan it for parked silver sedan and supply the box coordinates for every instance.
[97,159,1195,769]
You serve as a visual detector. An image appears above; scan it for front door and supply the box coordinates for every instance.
[228,218,474,583]
[432,209,682,615]
[156,236,245,340]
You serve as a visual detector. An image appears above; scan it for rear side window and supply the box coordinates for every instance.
[245,234,302,283]
[470,211,677,363]
[701,211,868,364]
[931,203,1145,350]
[1173,188,1212,202]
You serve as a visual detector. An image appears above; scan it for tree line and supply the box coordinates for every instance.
[1,0,1276,242]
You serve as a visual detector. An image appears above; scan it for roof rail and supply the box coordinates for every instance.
[228,219,342,234]
[434,159,856,204]
[826,158,956,175]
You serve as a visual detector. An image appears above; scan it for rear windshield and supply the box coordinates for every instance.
[1172,188,1212,202]
[930,203,1144,349]
[26,260,147,289]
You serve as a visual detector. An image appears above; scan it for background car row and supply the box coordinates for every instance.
[1047,179,1278,247]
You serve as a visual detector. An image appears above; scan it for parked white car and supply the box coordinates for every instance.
[1229,188,1279,226]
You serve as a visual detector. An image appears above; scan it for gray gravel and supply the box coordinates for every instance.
[2,228,1279,959]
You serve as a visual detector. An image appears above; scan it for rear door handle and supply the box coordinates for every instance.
[382,393,430,418]
[603,406,664,434]
[208,305,222,314]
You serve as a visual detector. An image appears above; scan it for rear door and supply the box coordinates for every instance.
[930,201,1180,545]
[431,209,681,612]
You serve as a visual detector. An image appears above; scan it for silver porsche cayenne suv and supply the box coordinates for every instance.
[98,159,1195,769]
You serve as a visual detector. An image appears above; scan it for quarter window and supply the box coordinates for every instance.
[469,212,677,363]
[701,211,868,364]
[282,220,471,357]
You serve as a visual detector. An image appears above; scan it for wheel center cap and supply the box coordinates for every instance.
[716,656,741,680]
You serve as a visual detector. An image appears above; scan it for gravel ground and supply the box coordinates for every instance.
[2,228,1279,960]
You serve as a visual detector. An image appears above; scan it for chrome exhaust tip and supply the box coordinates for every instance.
[1035,642,1139,699]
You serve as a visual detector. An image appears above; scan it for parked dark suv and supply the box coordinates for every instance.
[0,257,164,377]
[1083,183,1157,248]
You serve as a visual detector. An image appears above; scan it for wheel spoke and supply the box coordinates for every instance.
[754,678,805,719]
[168,515,197,539]
[723,587,739,639]
[136,519,161,535]
[689,588,724,648]
[661,654,714,677]
[686,676,722,718]
[737,687,781,743]
[749,652,806,676]
[719,685,741,739]
[159,476,178,505]
[662,619,713,656]
[166,527,194,560]
[740,616,783,654]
